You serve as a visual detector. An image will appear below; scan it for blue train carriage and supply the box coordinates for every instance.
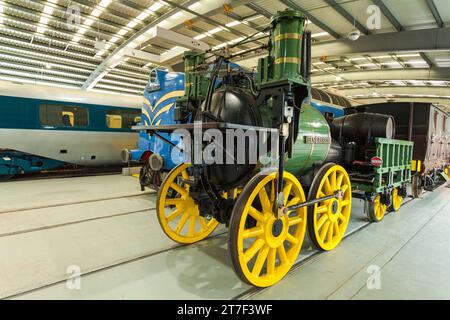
[0,82,141,180]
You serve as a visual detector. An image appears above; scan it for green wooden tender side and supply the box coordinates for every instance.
[352,138,414,193]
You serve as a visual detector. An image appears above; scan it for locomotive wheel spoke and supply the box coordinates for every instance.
[316,205,328,214]
[326,222,334,243]
[319,221,330,241]
[248,206,265,223]
[242,226,264,239]
[317,214,328,229]
[336,173,344,190]
[283,182,293,205]
[285,233,299,245]
[166,209,182,222]
[199,216,207,230]
[288,216,303,226]
[341,200,350,207]
[286,196,301,207]
[188,216,196,236]
[333,221,341,238]
[170,183,187,197]
[330,171,337,191]
[308,164,352,251]
[230,171,307,287]
[157,164,218,244]
[176,214,189,234]
[244,239,265,263]
[252,246,270,276]
[165,198,182,206]
[267,248,277,275]
[277,245,288,264]
[259,188,271,213]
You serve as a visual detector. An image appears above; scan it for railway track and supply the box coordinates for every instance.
[0,192,153,215]
[0,191,430,300]
[4,166,126,182]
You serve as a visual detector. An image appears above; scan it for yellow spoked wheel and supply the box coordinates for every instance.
[367,194,387,222]
[307,163,352,251]
[156,164,219,244]
[228,171,307,287]
[390,188,403,212]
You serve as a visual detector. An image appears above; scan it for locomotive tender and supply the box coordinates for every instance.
[135,9,413,287]
[347,102,450,197]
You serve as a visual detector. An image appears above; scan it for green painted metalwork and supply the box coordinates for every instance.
[257,10,307,86]
[181,51,208,101]
[284,103,330,175]
[352,138,414,193]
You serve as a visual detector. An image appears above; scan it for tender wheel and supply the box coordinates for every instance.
[390,188,403,212]
[156,164,218,244]
[412,174,423,198]
[229,171,307,287]
[367,194,387,222]
[307,163,352,251]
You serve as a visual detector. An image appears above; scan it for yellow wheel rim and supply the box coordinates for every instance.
[231,171,307,287]
[311,165,352,251]
[156,164,218,244]
[373,195,387,221]
[391,188,403,212]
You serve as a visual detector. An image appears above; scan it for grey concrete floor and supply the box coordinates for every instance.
[0,174,449,299]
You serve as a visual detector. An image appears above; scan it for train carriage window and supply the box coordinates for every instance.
[39,105,88,128]
[106,109,141,129]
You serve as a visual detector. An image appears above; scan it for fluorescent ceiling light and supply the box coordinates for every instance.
[136,12,150,20]
[117,29,128,36]
[226,20,241,27]
[188,3,202,10]
[99,0,113,7]
[43,6,54,15]
[372,55,391,59]
[194,34,206,40]
[127,21,139,28]
[149,2,164,12]
[397,54,420,58]
[209,27,223,34]
[91,8,102,17]
[312,32,329,38]
[171,11,183,19]
[36,26,46,34]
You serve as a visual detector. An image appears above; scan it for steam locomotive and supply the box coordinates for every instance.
[135,9,414,287]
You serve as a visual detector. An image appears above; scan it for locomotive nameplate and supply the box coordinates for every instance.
[304,136,331,144]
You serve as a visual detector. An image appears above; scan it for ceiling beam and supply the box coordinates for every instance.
[372,0,404,31]
[324,0,369,35]
[337,86,450,97]
[426,0,444,28]
[279,0,341,39]
[245,2,272,19]
[82,0,256,90]
[419,52,433,68]
[312,27,450,58]
[312,68,450,84]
